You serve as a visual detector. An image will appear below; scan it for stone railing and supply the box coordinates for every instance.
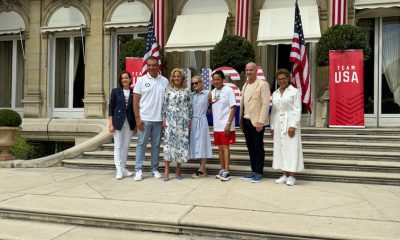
[0,118,112,168]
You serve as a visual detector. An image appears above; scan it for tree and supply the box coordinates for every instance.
[211,35,255,74]
[317,24,371,66]
[119,38,146,72]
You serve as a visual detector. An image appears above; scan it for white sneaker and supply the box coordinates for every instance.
[275,175,288,184]
[152,170,162,179]
[133,170,143,181]
[115,172,123,180]
[286,176,296,186]
[122,168,133,177]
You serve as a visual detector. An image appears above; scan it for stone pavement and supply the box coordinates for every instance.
[0,167,399,240]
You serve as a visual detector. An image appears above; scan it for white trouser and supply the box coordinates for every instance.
[113,118,133,173]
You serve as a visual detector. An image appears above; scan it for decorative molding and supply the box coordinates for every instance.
[0,0,21,12]
[52,0,72,8]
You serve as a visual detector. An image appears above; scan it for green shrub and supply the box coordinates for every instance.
[317,24,371,66]
[10,135,35,160]
[211,35,255,74]
[120,38,146,72]
[0,109,22,126]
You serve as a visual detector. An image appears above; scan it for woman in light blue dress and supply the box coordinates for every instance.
[190,75,212,178]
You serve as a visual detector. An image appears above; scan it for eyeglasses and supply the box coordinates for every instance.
[191,81,201,86]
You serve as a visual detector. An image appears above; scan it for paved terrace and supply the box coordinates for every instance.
[0,167,399,240]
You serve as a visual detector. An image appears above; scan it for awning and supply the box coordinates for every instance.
[165,12,228,52]
[41,6,86,33]
[355,0,400,9]
[104,1,150,29]
[0,11,25,35]
[257,5,321,45]
[104,21,148,29]
[40,24,85,33]
[0,29,24,35]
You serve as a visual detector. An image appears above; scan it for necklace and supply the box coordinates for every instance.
[213,86,223,102]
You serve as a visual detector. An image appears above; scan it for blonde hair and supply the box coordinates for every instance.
[169,68,187,89]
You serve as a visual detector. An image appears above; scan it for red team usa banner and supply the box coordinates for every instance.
[126,57,144,88]
[329,50,364,127]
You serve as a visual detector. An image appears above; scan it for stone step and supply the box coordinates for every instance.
[128,132,400,143]
[62,159,400,185]
[212,127,400,136]
[94,144,400,161]
[76,152,400,173]
[292,127,400,136]
[299,134,400,143]
[102,140,400,152]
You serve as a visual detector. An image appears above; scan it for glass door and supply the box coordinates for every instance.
[359,16,400,126]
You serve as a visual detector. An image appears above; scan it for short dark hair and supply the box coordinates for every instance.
[146,56,158,64]
[275,68,290,79]
[212,70,225,79]
[118,71,132,88]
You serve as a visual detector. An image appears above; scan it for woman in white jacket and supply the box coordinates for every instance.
[271,69,304,186]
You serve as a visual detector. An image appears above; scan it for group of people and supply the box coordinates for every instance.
[108,56,304,185]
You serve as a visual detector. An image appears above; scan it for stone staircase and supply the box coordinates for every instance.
[62,128,400,185]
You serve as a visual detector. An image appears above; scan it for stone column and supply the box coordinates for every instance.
[22,0,43,117]
[82,0,106,118]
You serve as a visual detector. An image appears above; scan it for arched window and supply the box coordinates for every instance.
[0,11,26,111]
[105,1,150,88]
[42,7,86,118]
[165,0,229,75]
[257,0,321,123]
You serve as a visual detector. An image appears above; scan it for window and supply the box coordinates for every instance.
[52,36,85,112]
[358,16,400,114]
[0,40,24,108]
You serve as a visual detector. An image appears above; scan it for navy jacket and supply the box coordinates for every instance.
[108,88,136,130]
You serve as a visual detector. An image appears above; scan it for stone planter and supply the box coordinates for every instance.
[0,126,22,161]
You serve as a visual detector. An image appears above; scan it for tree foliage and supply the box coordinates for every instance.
[211,35,255,73]
[120,38,146,72]
[317,24,371,66]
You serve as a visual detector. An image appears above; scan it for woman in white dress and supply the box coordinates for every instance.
[190,75,212,178]
[271,68,304,186]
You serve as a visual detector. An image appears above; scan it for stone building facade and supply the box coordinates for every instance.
[0,0,399,126]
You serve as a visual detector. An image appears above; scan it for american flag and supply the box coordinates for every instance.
[154,0,165,47]
[181,67,191,89]
[213,66,241,81]
[201,68,211,91]
[331,0,347,26]
[141,14,162,75]
[236,0,249,40]
[290,0,312,113]
[224,82,241,106]
[256,66,266,81]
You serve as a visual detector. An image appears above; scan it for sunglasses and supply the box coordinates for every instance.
[191,81,201,86]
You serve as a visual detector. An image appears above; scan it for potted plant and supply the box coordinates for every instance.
[315,24,371,127]
[0,109,22,160]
